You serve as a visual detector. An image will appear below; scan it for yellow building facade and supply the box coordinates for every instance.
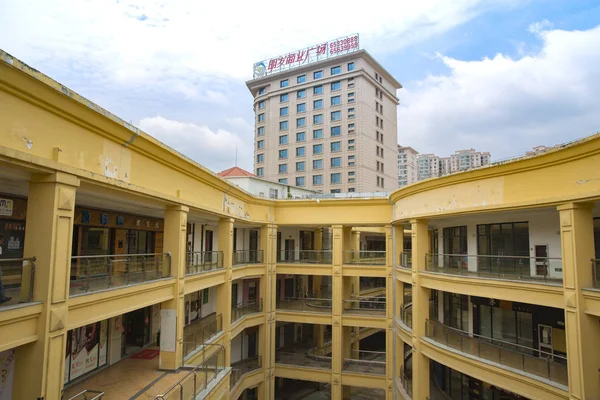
[0,50,599,400]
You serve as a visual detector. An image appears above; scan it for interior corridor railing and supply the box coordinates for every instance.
[343,349,386,375]
[66,389,104,400]
[230,356,262,389]
[231,298,263,324]
[232,250,264,266]
[0,257,36,307]
[342,299,386,315]
[183,314,223,359]
[276,297,332,313]
[276,250,333,264]
[343,251,386,266]
[592,259,600,288]
[185,251,223,275]
[400,252,412,269]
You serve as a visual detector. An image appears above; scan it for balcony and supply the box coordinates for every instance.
[69,253,171,296]
[233,250,264,267]
[186,251,223,275]
[426,254,563,285]
[0,257,36,308]
[230,356,262,389]
[231,299,263,324]
[183,314,223,359]
[277,297,332,313]
[425,319,568,387]
[344,251,386,266]
[343,299,386,316]
[277,250,332,264]
[343,350,386,375]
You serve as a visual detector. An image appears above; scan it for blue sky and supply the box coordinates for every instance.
[1,0,599,173]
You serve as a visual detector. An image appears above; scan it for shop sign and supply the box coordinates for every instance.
[116,215,124,226]
[82,210,91,224]
[0,199,13,217]
[100,213,109,225]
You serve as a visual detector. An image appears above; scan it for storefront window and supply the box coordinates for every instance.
[78,227,111,257]
[64,320,108,384]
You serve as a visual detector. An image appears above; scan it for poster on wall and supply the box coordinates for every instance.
[98,320,108,367]
[70,323,100,380]
[64,333,71,384]
[0,349,15,400]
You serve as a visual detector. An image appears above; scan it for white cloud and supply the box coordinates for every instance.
[139,116,252,172]
[398,25,600,159]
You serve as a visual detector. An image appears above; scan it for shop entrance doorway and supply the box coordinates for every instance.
[122,307,151,356]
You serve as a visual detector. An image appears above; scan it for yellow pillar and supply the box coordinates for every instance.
[216,217,234,367]
[351,230,360,252]
[314,228,323,251]
[384,225,394,400]
[13,172,79,400]
[558,203,599,399]
[395,225,403,267]
[159,205,188,370]
[411,219,430,400]
[331,225,344,399]
[260,223,277,400]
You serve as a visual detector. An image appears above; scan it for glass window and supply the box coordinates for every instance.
[313,175,323,185]
[348,155,355,166]
[331,141,341,152]
[257,126,264,136]
[257,153,264,163]
[331,126,341,137]
[295,176,305,187]
[347,62,354,71]
[279,121,288,131]
[331,81,341,91]
[280,93,289,102]
[313,159,323,169]
[313,144,323,155]
[348,123,355,129]
[297,89,306,99]
[348,107,355,113]
[280,107,288,117]
[258,87,266,95]
[297,117,306,128]
[257,140,264,149]
[443,226,468,255]
[279,135,288,145]
[331,173,341,184]
[331,111,341,121]
[331,66,341,75]
[331,157,341,167]
[279,164,287,173]
[348,188,355,192]
[296,132,305,142]
[314,70,323,79]
[331,96,341,106]
[297,103,306,113]
[280,79,289,88]
[296,161,305,172]
[297,75,306,84]
[256,167,263,176]
[313,114,323,124]
[296,147,305,157]
[313,129,323,139]
[279,178,288,184]
[314,85,323,95]
[258,113,265,122]
[258,100,265,109]
[331,189,341,193]
[313,99,323,109]
[279,149,288,159]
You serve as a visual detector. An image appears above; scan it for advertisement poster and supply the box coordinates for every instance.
[98,320,108,367]
[0,349,15,400]
[70,323,100,380]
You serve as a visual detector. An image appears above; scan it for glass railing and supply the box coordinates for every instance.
[425,319,568,387]
[399,304,412,330]
[400,252,412,269]
[277,250,332,264]
[182,314,223,359]
[69,253,171,296]
[231,299,263,324]
[343,350,386,375]
[186,251,223,275]
[276,297,332,313]
[230,356,262,389]
[0,257,36,308]
[398,366,412,398]
[343,299,386,316]
[359,279,386,293]
[233,250,264,266]
[154,344,226,399]
[426,254,563,284]
[344,251,386,266]
[275,350,332,369]
[593,259,600,288]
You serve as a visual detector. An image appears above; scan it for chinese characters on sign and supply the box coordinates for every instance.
[253,34,360,78]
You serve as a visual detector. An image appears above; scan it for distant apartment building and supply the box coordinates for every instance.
[246,35,401,193]
[526,145,557,156]
[399,147,491,186]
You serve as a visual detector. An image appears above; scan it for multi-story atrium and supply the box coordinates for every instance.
[1,51,600,400]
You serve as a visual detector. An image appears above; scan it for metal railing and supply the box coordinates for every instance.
[399,304,412,330]
[359,278,386,293]
[230,356,262,389]
[154,344,226,399]
[277,250,332,264]
[400,252,412,269]
[232,250,264,266]
[344,251,386,266]
[593,259,600,288]
[231,298,263,324]
[183,314,223,359]
[275,350,332,369]
[343,349,386,375]
[186,251,223,275]
[425,319,568,386]
[67,390,104,400]
[426,253,563,284]
[399,366,413,398]
[69,253,171,296]
[0,257,36,306]
[276,297,332,313]
[343,299,386,315]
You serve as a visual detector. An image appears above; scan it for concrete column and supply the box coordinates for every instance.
[159,205,189,370]
[216,217,234,367]
[351,230,360,252]
[13,172,79,400]
[385,225,394,400]
[558,203,599,399]
[260,223,277,400]
[314,228,323,251]
[411,219,430,400]
[331,225,344,399]
[395,225,403,267]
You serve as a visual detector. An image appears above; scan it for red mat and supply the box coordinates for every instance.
[131,348,160,360]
